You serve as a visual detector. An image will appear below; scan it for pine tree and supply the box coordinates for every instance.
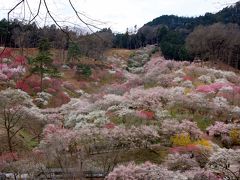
[67,42,82,63]
[31,38,60,91]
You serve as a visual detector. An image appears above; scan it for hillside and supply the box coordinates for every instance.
[1,0,240,179]
[0,46,240,179]
[145,1,240,29]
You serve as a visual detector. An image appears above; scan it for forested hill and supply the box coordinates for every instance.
[120,1,240,69]
[1,1,240,69]
[145,1,240,30]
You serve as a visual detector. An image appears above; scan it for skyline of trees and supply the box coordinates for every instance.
[0,2,240,70]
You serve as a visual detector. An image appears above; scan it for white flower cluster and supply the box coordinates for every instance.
[0,88,33,107]
[155,109,171,120]
[212,96,229,110]
[173,77,183,83]
[232,106,240,116]
[218,86,233,94]
[94,94,126,110]
[198,75,212,84]
[174,69,186,77]
[181,80,194,88]
[208,148,240,179]
[35,92,52,106]
[65,110,109,128]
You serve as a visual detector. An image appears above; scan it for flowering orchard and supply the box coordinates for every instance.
[0,47,239,179]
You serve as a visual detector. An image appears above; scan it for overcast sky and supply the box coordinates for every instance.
[0,0,238,33]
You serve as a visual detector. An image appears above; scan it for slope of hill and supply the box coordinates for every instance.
[0,47,240,179]
[145,1,240,29]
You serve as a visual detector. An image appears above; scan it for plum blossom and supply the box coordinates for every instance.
[0,73,8,81]
[161,119,203,139]
[174,69,186,77]
[155,109,171,120]
[163,153,199,171]
[215,78,230,84]
[106,161,188,180]
[72,110,110,128]
[173,77,183,83]
[0,63,25,80]
[94,94,127,110]
[198,75,213,84]
[208,148,240,179]
[181,80,194,88]
[207,122,234,136]
[212,97,229,110]
[232,106,240,117]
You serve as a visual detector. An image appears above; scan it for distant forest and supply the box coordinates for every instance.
[114,1,240,68]
[0,1,240,68]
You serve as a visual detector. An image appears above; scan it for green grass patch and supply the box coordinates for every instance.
[169,107,192,119]
[119,146,168,164]
[18,129,38,149]
[194,115,214,131]
[144,81,158,89]
[168,107,214,131]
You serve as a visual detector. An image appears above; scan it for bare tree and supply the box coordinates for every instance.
[0,0,106,57]
[186,23,240,68]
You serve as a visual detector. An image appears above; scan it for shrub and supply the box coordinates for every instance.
[194,139,211,149]
[229,129,240,145]
[16,80,30,93]
[76,64,92,77]
[164,154,199,172]
[32,86,41,93]
[0,48,12,58]
[135,110,155,120]
[46,88,57,94]
[106,161,188,180]
[14,56,26,65]
[170,133,192,146]
[169,144,200,154]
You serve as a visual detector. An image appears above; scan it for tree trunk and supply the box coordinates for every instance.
[41,61,43,92]
[7,129,13,152]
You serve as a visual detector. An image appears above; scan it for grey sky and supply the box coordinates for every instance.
[0,0,238,33]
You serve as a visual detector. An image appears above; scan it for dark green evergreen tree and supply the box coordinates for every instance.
[67,42,82,63]
[31,38,60,91]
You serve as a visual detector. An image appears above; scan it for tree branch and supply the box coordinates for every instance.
[28,0,42,24]
[68,0,105,41]
[0,0,25,56]
[43,0,71,40]
[68,0,101,31]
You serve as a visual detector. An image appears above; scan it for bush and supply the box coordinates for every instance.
[170,133,192,146]
[76,64,92,77]
[229,129,240,145]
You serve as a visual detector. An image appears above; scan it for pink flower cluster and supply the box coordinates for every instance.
[16,76,65,98]
[14,55,27,66]
[16,80,30,92]
[125,87,167,109]
[0,48,12,59]
[207,122,234,136]
[161,119,203,139]
[103,76,142,95]
[106,161,188,180]
[0,152,18,170]
[169,144,200,154]
[0,63,25,81]
[196,83,233,93]
[135,110,155,119]
[39,124,160,154]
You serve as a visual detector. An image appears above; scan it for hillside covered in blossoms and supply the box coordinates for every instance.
[0,44,239,179]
